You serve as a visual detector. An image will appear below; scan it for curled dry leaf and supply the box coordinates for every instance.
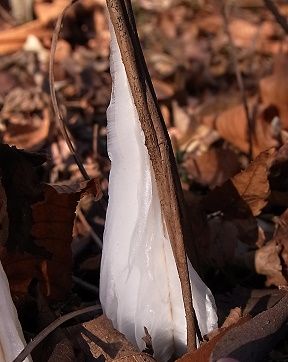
[80,315,155,361]
[203,102,280,158]
[221,308,242,330]
[210,293,288,362]
[183,147,241,188]
[1,178,101,300]
[0,143,102,300]
[202,52,288,160]
[34,0,70,24]
[3,108,51,151]
[260,54,288,129]
[178,290,286,362]
[0,87,51,150]
[256,208,288,287]
[176,316,250,362]
[186,144,288,276]
[185,180,258,273]
[231,148,275,216]
[255,240,284,286]
[31,179,102,299]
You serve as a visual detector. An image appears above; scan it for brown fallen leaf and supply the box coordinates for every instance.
[203,102,280,158]
[0,246,39,298]
[3,108,51,151]
[31,179,101,299]
[1,178,101,301]
[176,316,250,362]
[260,54,288,129]
[255,207,288,287]
[80,315,155,361]
[0,143,102,299]
[210,293,288,362]
[0,19,51,54]
[183,147,241,188]
[184,179,259,274]
[186,143,288,276]
[231,148,275,216]
[221,308,242,330]
[255,240,285,287]
[34,0,70,24]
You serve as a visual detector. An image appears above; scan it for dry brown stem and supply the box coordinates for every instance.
[106,0,197,352]
[13,305,102,362]
[221,1,254,160]
[49,0,90,181]
[263,0,288,34]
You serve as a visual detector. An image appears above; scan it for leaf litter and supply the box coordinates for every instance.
[1,0,288,361]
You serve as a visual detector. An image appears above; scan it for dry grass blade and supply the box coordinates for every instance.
[12,305,102,362]
[221,1,254,160]
[49,0,90,181]
[263,0,288,34]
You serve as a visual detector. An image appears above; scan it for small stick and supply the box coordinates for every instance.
[13,305,102,362]
[222,2,254,160]
[106,0,197,351]
[49,0,90,181]
[263,0,288,34]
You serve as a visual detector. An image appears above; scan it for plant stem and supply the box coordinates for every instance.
[106,0,197,352]
[13,305,102,362]
[222,2,254,160]
[49,0,90,181]
[263,0,288,34]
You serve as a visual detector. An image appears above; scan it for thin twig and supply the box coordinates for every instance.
[106,0,197,351]
[49,0,90,181]
[263,0,288,34]
[92,123,99,158]
[221,2,254,160]
[13,305,102,362]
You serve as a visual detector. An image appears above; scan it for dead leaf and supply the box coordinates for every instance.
[183,147,241,188]
[229,19,258,48]
[221,308,242,329]
[184,182,259,276]
[203,102,280,158]
[0,143,102,299]
[3,108,51,151]
[0,20,51,54]
[260,54,288,129]
[210,293,288,361]
[176,316,250,362]
[80,315,155,361]
[34,0,70,24]
[256,208,288,287]
[232,148,275,216]
[31,179,101,299]
[255,240,284,286]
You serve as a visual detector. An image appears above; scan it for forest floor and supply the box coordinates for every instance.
[1,0,288,361]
